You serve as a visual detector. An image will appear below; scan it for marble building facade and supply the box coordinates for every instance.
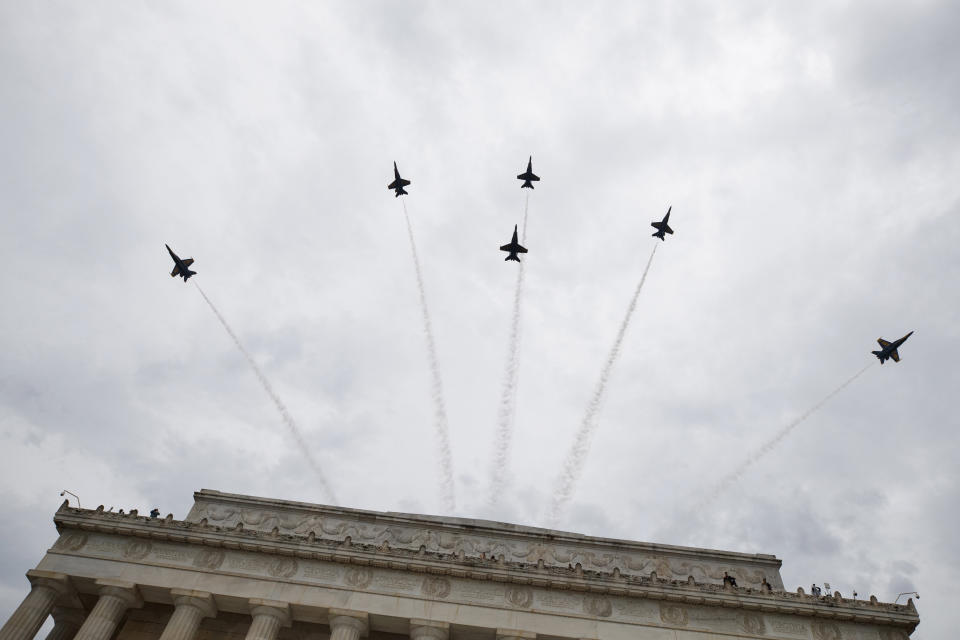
[0,490,919,640]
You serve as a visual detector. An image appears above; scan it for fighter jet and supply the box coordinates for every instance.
[499,225,528,262]
[872,331,913,364]
[388,161,411,197]
[166,244,197,282]
[516,156,540,189]
[651,206,674,240]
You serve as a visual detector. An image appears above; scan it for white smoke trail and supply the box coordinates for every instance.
[487,193,530,506]
[194,283,338,504]
[402,201,456,513]
[548,243,659,526]
[697,362,875,507]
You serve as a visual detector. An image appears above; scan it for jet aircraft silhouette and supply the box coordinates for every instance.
[166,244,197,282]
[872,331,913,364]
[651,206,673,240]
[388,161,411,197]
[499,225,528,262]
[516,156,540,189]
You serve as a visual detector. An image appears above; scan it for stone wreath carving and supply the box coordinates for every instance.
[192,549,226,570]
[504,585,533,609]
[267,557,298,578]
[583,595,612,618]
[421,576,451,599]
[345,567,373,589]
[659,603,689,627]
[55,532,88,552]
[812,621,843,640]
[122,540,152,560]
[740,612,766,635]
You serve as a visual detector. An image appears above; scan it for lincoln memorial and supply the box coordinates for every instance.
[0,489,919,640]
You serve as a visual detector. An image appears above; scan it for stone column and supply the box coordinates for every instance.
[245,600,290,640]
[409,620,447,640]
[44,609,86,640]
[73,581,142,640]
[158,591,217,640]
[328,610,367,640]
[0,571,72,640]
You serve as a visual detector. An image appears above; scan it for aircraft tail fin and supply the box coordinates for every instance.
[183,269,197,281]
[520,180,533,189]
[505,254,520,262]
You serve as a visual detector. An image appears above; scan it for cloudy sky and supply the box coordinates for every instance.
[1,2,957,637]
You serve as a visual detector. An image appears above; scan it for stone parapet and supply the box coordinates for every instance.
[182,490,784,589]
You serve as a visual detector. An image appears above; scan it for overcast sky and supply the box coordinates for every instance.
[1,2,957,638]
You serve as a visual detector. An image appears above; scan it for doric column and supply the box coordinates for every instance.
[158,591,217,640]
[73,581,142,640]
[496,630,536,640]
[409,620,447,640]
[328,610,367,640]
[44,609,86,640]
[245,600,290,640]
[0,571,72,640]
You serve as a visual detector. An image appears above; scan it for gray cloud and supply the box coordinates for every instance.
[1,3,958,638]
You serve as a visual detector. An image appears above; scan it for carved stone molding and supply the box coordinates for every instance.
[185,493,784,589]
[49,503,919,634]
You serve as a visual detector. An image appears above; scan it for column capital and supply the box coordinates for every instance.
[51,608,86,628]
[170,590,217,619]
[27,570,73,598]
[329,610,368,637]
[496,631,536,640]
[409,620,449,640]
[248,599,291,628]
[94,579,143,609]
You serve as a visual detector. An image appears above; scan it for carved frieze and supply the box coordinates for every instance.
[46,528,916,638]
[188,499,782,588]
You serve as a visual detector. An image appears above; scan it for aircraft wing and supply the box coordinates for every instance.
[182,258,194,267]
[170,266,181,277]
[500,243,512,251]
[890,350,900,363]
[877,338,891,348]
[517,246,528,253]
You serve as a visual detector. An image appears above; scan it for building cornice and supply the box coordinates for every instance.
[52,502,919,632]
